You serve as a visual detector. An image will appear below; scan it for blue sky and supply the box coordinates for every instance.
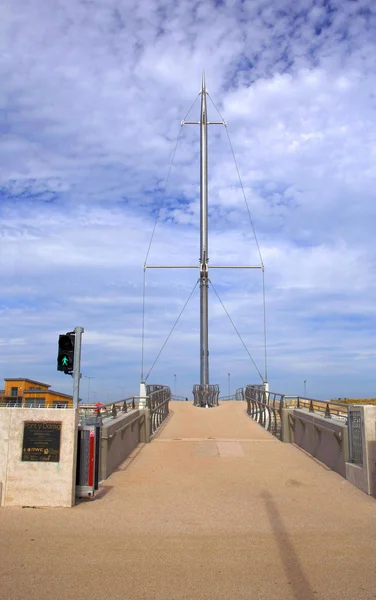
[1,0,376,401]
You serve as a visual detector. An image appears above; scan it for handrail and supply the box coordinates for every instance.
[80,397,137,420]
[244,385,284,439]
[146,385,171,436]
[193,384,220,407]
[283,395,349,421]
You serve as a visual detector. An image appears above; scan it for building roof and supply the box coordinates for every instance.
[4,378,51,388]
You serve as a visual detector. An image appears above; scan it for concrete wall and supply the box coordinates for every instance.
[100,409,148,481]
[346,406,376,497]
[0,408,78,507]
[291,409,348,477]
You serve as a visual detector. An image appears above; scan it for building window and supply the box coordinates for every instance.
[25,398,45,408]
[53,401,68,408]
[11,387,18,397]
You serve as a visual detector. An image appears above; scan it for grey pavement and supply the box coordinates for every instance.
[1,401,376,600]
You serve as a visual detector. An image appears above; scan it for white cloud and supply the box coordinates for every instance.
[1,0,376,400]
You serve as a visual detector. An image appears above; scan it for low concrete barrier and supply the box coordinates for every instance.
[290,409,349,477]
[100,409,149,481]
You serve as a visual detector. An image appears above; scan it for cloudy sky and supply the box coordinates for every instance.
[1,0,376,401]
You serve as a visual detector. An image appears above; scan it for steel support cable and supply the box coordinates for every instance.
[209,280,264,383]
[207,93,264,268]
[144,279,199,382]
[141,93,201,380]
[207,92,268,383]
[143,92,201,268]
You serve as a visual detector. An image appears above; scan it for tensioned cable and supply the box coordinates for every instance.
[144,279,199,382]
[143,92,201,268]
[207,92,268,383]
[141,92,201,380]
[210,279,264,383]
[207,93,264,269]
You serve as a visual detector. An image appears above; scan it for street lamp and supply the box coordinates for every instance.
[85,376,94,403]
[228,373,231,397]
[174,374,177,398]
[304,380,307,397]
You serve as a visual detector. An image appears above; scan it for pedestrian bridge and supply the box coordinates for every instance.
[1,389,376,599]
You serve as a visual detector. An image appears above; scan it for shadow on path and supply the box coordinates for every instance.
[261,491,318,600]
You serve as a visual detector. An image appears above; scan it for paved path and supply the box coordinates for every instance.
[1,401,376,600]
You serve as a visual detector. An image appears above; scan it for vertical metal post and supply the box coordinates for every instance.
[72,326,84,409]
[200,71,209,393]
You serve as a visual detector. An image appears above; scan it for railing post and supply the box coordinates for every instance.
[139,382,147,409]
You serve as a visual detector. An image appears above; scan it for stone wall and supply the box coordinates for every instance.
[0,408,78,507]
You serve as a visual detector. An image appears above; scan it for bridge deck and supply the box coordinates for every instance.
[1,401,376,599]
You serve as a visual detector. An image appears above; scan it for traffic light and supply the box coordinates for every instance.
[57,333,75,374]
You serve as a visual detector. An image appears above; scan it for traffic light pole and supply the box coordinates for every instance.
[72,326,84,409]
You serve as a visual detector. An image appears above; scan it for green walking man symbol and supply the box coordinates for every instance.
[62,356,69,367]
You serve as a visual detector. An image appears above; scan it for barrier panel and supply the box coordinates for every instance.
[76,424,100,498]
[146,385,171,436]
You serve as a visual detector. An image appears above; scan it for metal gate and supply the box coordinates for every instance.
[76,424,101,498]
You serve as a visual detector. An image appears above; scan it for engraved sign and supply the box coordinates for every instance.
[22,422,62,462]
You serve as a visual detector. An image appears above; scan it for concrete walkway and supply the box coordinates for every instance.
[1,401,376,600]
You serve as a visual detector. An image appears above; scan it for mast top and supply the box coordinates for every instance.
[201,70,206,94]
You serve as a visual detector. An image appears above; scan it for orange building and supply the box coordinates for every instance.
[1,378,74,408]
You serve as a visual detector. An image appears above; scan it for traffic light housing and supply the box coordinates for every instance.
[57,333,75,374]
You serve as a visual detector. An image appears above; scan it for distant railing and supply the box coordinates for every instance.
[219,391,243,401]
[80,397,137,424]
[235,387,244,401]
[283,396,349,422]
[146,385,171,436]
[171,395,188,401]
[193,384,220,407]
[245,385,285,439]
[0,400,68,409]
[218,395,236,401]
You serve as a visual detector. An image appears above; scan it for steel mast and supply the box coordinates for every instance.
[200,72,209,391]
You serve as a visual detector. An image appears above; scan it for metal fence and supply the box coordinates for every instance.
[146,384,171,436]
[218,389,244,401]
[348,407,363,465]
[193,384,220,407]
[79,397,137,424]
[235,388,244,401]
[284,396,349,422]
[245,385,285,439]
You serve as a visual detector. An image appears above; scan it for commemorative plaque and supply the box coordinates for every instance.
[22,422,62,463]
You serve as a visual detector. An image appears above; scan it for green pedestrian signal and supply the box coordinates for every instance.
[57,333,75,374]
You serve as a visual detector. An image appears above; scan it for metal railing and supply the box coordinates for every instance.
[79,397,137,424]
[193,384,220,407]
[348,407,363,465]
[171,395,188,401]
[146,385,171,436]
[235,387,244,401]
[218,389,244,401]
[283,396,349,422]
[245,385,285,439]
[0,400,67,409]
